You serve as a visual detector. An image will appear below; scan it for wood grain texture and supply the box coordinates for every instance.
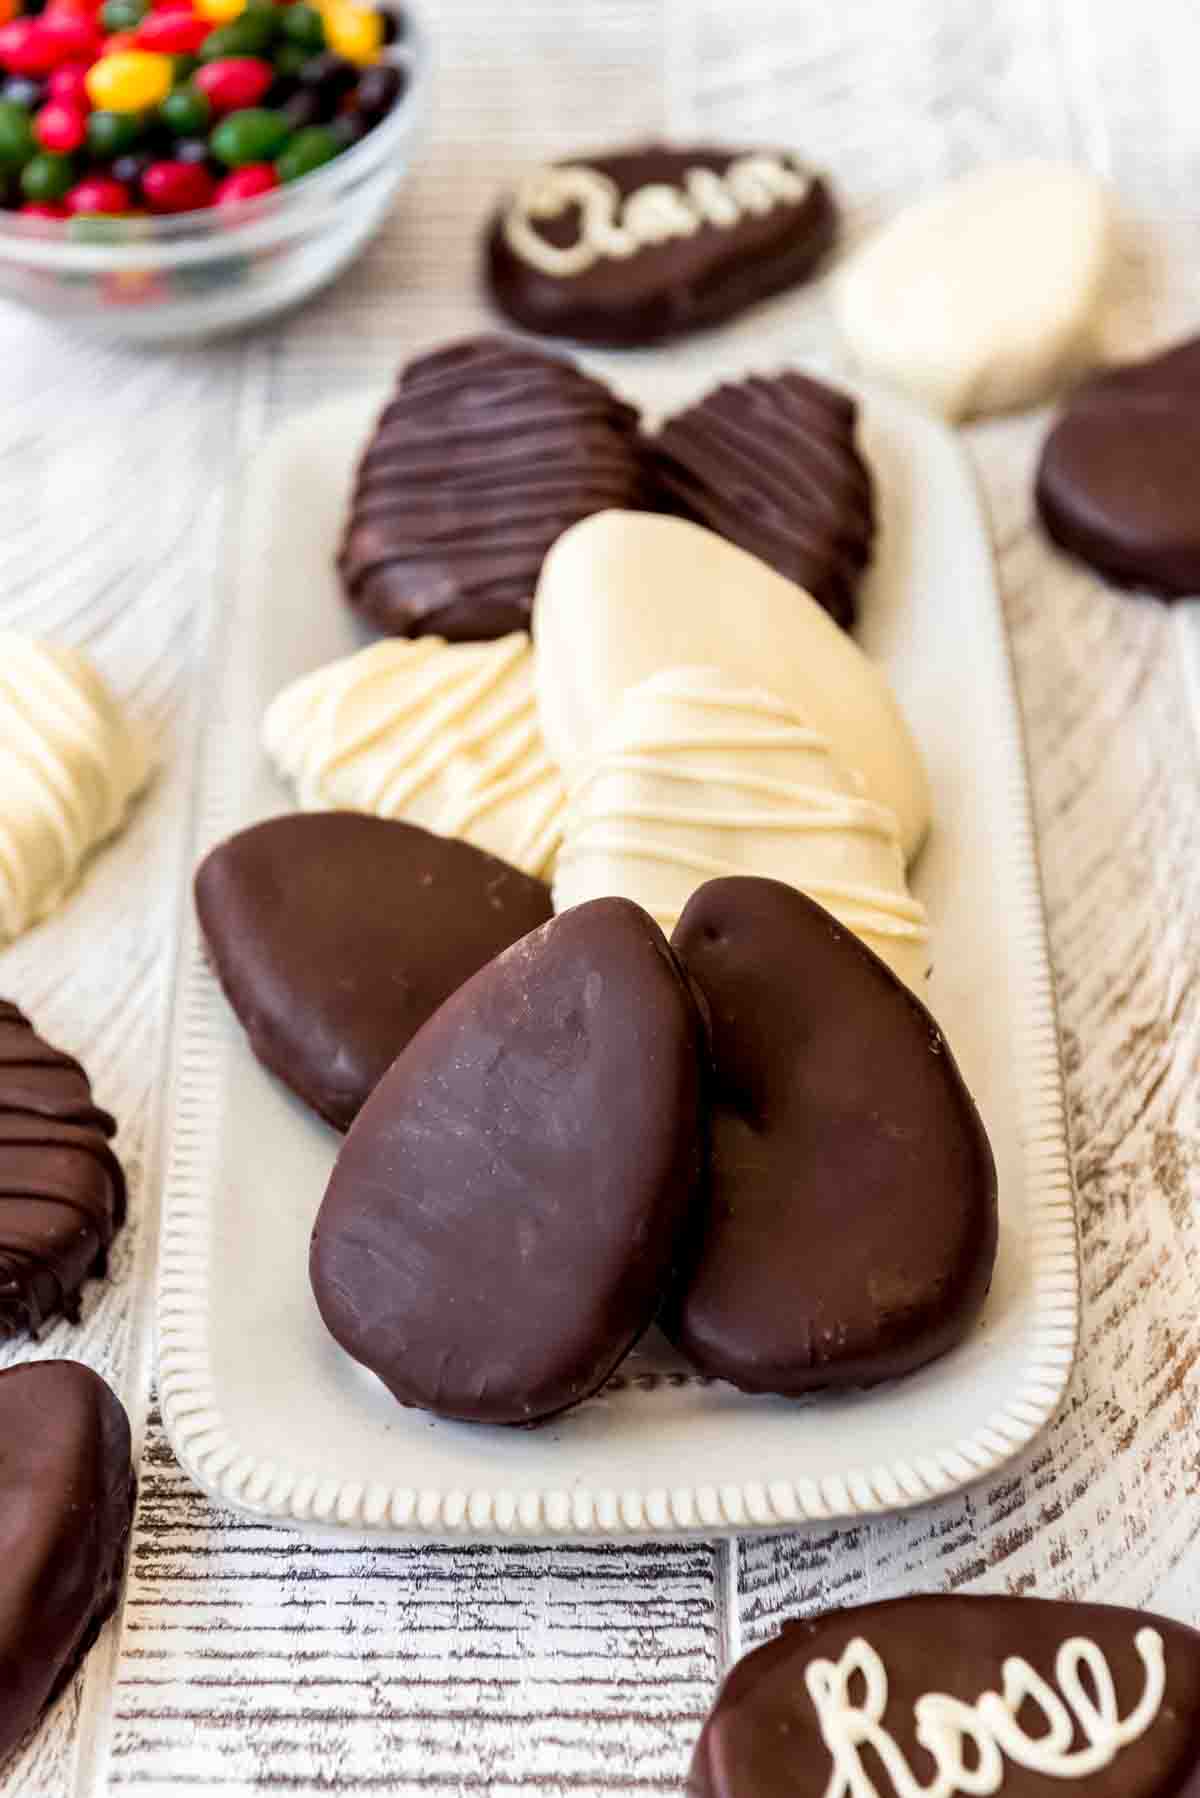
[0,1,1196,1793]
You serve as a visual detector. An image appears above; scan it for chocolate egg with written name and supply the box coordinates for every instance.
[689,1594,1200,1798]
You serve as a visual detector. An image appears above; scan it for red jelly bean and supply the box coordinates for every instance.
[20,199,68,217]
[152,0,195,11]
[134,8,208,49]
[35,98,87,149]
[195,54,271,111]
[39,12,97,59]
[47,61,90,103]
[66,173,131,212]
[213,160,277,203]
[0,20,60,74]
[142,157,214,211]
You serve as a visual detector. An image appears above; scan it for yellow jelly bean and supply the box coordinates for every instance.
[85,50,173,113]
[196,0,246,20]
[322,0,382,65]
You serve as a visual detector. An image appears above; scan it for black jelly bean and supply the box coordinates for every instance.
[354,60,405,122]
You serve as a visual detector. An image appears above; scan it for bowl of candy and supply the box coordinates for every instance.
[0,0,427,341]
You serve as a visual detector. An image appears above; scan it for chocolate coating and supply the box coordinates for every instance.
[668,878,997,1393]
[338,336,647,640]
[195,813,554,1133]
[311,897,707,1424]
[645,371,875,631]
[1036,335,1200,598]
[689,1595,1200,1798]
[0,1000,126,1337]
[0,1361,135,1767]
[486,145,837,348]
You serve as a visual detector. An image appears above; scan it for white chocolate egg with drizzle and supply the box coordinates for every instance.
[533,511,929,862]
[0,633,150,945]
[554,666,928,988]
[263,633,565,881]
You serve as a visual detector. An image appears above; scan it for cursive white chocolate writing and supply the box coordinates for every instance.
[804,1629,1166,1796]
[502,155,813,278]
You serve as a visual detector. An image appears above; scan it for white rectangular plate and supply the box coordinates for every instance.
[157,371,1078,1541]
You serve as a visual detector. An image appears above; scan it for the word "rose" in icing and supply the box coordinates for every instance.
[804,1629,1166,1797]
[503,155,813,278]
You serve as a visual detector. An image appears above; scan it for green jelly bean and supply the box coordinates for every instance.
[170,53,200,84]
[210,106,290,166]
[199,13,274,57]
[86,109,143,159]
[101,0,147,29]
[275,122,337,182]
[159,84,211,136]
[281,2,324,49]
[0,100,36,173]
[271,41,311,77]
[21,151,74,203]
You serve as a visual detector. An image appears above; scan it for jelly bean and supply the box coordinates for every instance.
[329,109,363,147]
[0,20,60,74]
[274,119,334,180]
[101,0,145,24]
[134,8,208,50]
[20,197,67,214]
[197,11,269,57]
[39,12,97,58]
[354,57,401,121]
[20,146,73,197]
[212,156,272,201]
[280,0,322,48]
[2,75,45,106]
[321,0,378,66]
[298,49,354,98]
[209,102,285,163]
[194,52,268,110]
[35,96,86,147]
[47,60,89,102]
[194,0,242,21]
[270,40,308,78]
[99,29,136,52]
[141,154,212,207]
[158,78,208,129]
[66,170,129,209]
[85,47,172,108]
[0,96,35,166]
[110,145,150,187]
[171,133,209,160]
[85,104,142,153]
[278,84,316,129]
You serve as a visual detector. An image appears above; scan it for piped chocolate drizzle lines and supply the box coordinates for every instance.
[338,336,648,642]
[0,999,126,1336]
[647,371,875,630]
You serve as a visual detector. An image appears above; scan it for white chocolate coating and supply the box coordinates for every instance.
[833,161,1113,420]
[553,667,928,988]
[533,511,930,861]
[806,1628,1165,1794]
[502,155,813,279]
[0,633,150,944]
[262,633,565,880]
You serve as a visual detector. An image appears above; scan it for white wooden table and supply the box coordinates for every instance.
[1,3,1198,1792]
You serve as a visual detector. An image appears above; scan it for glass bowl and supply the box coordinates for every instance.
[0,8,429,343]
